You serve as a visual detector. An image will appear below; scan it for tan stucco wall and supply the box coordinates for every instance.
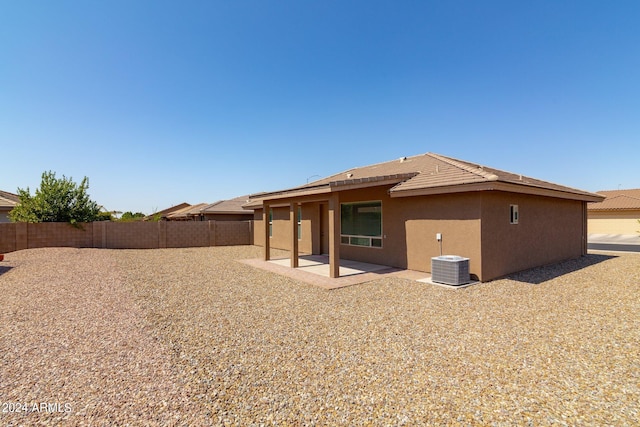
[480,192,585,281]
[253,210,263,246]
[588,211,640,235]
[302,202,320,255]
[253,205,316,254]
[271,206,293,250]
[253,206,289,251]
[334,187,484,277]
[398,193,483,277]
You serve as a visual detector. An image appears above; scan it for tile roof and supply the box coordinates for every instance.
[588,189,640,211]
[166,203,209,219]
[153,202,191,217]
[201,195,253,214]
[0,190,19,209]
[248,152,603,204]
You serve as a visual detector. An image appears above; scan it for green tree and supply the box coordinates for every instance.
[10,171,101,224]
[97,211,114,221]
[119,211,146,222]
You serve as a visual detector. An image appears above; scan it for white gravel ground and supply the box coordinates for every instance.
[1,246,638,426]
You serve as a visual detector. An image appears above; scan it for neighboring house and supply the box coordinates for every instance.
[153,197,255,221]
[145,202,191,221]
[245,152,603,282]
[200,195,254,221]
[165,203,209,221]
[163,196,255,221]
[587,189,640,235]
[0,190,19,223]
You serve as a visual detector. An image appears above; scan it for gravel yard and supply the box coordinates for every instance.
[1,246,638,426]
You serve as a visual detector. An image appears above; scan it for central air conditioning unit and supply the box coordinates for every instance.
[431,255,470,286]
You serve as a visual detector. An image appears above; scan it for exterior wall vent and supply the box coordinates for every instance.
[431,256,470,285]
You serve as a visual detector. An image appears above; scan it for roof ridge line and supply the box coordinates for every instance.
[608,194,640,201]
[203,200,224,209]
[597,188,640,192]
[427,153,499,181]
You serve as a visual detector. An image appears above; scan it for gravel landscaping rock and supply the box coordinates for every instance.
[1,246,638,425]
[0,248,209,426]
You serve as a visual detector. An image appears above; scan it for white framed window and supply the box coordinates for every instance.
[340,201,383,248]
[510,204,519,224]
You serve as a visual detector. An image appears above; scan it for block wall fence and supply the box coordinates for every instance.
[0,221,253,253]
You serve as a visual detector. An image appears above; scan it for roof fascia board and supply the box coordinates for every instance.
[245,195,330,210]
[263,194,335,207]
[390,182,495,198]
[493,182,605,202]
[251,185,332,204]
[242,202,261,209]
[247,176,411,206]
[248,184,331,201]
[391,181,604,202]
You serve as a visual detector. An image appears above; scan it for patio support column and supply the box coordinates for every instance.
[290,202,299,268]
[328,193,340,278]
[263,203,270,261]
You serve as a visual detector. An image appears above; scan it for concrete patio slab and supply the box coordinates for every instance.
[269,255,390,276]
[240,254,434,290]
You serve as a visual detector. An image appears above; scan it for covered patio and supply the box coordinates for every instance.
[257,174,416,279]
[263,194,342,278]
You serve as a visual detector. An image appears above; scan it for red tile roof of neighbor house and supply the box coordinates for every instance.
[588,189,640,211]
[246,152,604,206]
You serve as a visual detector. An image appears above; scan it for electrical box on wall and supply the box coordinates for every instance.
[436,233,442,241]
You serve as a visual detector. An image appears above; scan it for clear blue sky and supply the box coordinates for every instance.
[2,1,638,214]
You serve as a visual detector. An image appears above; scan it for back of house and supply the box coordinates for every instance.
[246,152,603,281]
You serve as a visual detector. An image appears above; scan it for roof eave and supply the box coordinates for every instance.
[390,181,605,202]
[247,173,419,206]
[247,185,332,206]
[246,175,417,208]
